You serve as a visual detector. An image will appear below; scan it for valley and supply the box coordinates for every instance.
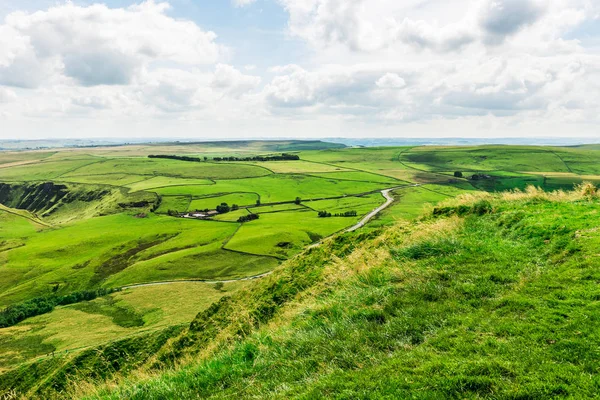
[1,140,600,398]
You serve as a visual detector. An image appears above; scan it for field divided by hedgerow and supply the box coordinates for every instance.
[2,141,600,391]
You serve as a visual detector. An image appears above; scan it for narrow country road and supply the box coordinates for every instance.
[346,187,399,232]
[307,185,416,248]
[123,185,416,290]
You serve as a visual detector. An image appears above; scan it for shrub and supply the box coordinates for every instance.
[318,211,332,218]
[472,200,493,215]
[576,182,597,198]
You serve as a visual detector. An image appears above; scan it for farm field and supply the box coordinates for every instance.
[0,281,247,372]
[1,140,599,390]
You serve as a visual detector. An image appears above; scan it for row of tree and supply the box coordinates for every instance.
[149,154,206,162]
[318,210,358,218]
[0,287,122,328]
[213,153,300,162]
[148,153,300,163]
[238,213,259,223]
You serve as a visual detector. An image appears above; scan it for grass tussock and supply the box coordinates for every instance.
[433,182,599,212]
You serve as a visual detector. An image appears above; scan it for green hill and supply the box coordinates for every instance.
[4,184,599,399]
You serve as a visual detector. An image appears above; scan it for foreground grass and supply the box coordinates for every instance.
[86,187,600,399]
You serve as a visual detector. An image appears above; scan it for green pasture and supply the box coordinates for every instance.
[248,203,306,214]
[154,175,387,203]
[0,281,248,371]
[0,158,100,182]
[306,170,403,184]
[225,209,354,258]
[303,193,384,215]
[0,214,237,306]
[64,158,272,180]
[105,244,277,287]
[0,151,56,166]
[188,193,259,211]
[399,146,570,173]
[156,196,191,214]
[243,160,351,174]
[59,174,149,187]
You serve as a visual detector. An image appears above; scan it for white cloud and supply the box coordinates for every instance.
[212,64,261,97]
[277,0,597,54]
[480,0,545,45]
[0,86,17,103]
[376,73,406,89]
[232,0,257,7]
[0,1,223,88]
[1,0,599,139]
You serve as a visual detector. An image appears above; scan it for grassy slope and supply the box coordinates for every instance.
[85,187,600,399]
[0,282,248,373]
[3,144,600,398]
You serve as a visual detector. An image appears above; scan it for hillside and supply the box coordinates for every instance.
[2,143,600,398]
[3,185,597,398]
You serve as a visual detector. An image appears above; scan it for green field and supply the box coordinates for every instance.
[0,281,247,372]
[1,140,599,397]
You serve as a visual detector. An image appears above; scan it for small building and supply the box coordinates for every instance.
[182,210,219,219]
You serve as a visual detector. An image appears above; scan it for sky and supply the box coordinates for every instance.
[0,0,599,140]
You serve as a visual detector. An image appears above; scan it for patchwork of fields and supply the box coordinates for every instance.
[1,140,600,378]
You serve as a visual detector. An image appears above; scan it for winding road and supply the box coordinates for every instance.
[346,186,411,232]
[122,185,413,290]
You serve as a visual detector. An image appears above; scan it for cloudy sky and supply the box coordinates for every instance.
[0,0,599,139]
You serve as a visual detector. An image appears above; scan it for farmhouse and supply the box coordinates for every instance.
[182,211,218,219]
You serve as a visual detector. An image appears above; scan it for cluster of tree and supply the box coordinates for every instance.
[237,213,259,223]
[0,287,121,328]
[470,173,492,181]
[318,210,358,218]
[213,153,300,162]
[149,153,300,163]
[167,210,180,216]
[148,154,207,162]
[216,203,231,213]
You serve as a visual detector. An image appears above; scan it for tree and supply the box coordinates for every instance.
[231,204,239,211]
[295,197,301,205]
[203,156,208,161]
[216,203,231,214]
[454,171,463,178]
[256,199,261,206]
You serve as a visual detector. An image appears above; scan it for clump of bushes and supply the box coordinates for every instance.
[238,214,259,223]
[433,200,493,217]
[318,210,358,218]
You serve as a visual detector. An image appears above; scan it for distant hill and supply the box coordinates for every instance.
[0,139,346,151]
